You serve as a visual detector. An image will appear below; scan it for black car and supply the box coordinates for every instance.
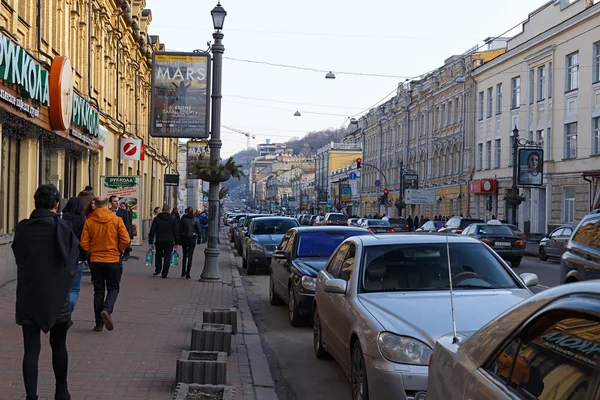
[382,217,409,232]
[439,216,484,234]
[323,213,348,226]
[561,212,600,283]
[269,226,372,326]
[462,223,525,268]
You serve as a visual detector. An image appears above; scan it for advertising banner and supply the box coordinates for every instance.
[100,176,143,245]
[150,52,211,138]
[340,185,352,202]
[120,138,143,161]
[518,149,543,186]
[187,140,209,179]
[403,174,419,189]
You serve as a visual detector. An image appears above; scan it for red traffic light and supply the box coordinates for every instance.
[356,158,362,169]
[383,189,389,195]
[357,158,362,163]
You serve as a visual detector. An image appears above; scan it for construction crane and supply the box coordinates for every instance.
[222,125,255,150]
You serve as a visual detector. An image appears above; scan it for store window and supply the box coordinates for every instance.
[63,149,81,200]
[1,133,21,234]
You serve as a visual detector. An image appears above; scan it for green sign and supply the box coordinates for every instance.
[72,94,99,136]
[0,34,49,105]
[104,176,137,189]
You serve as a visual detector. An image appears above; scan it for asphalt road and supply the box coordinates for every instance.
[231,235,559,399]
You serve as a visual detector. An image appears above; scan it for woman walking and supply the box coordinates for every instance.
[61,197,87,312]
[85,198,97,219]
[179,206,201,279]
[12,184,80,400]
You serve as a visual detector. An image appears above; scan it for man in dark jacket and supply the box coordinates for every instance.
[61,197,87,311]
[110,195,134,266]
[12,184,79,400]
[77,185,95,212]
[179,207,202,279]
[149,205,179,278]
[198,210,209,243]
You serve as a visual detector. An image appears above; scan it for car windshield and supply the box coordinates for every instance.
[476,225,513,235]
[252,219,298,235]
[387,218,405,225]
[367,220,390,227]
[297,231,368,258]
[361,243,519,293]
[459,219,484,228]
[328,214,347,222]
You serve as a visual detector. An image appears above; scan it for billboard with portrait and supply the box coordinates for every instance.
[187,140,209,179]
[518,149,543,186]
[150,52,211,138]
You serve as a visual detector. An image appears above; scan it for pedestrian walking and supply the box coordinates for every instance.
[85,198,97,219]
[77,185,95,212]
[153,206,161,217]
[407,215,414,231]
[198,210,209,243]
[61,197,87,313]
[80,196,130,332]
[414,215,420,230]
[172,206,181,225]
[179,206,201,279]
[110,195,133,268]
[149,205,179,278]
[12,184,80,400]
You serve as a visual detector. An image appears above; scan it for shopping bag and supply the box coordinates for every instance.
[170,250,179,267]
[145,248,154,266]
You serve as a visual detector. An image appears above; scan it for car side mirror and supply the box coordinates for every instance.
[273,250,290,261]
[520,273,539,288]
[323,278,347,295]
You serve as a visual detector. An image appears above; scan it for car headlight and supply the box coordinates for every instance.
[250,242,264,252]
[301,275,316,291]
[377,332,432,365]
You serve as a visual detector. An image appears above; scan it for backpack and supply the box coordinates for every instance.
[199,214,208,225]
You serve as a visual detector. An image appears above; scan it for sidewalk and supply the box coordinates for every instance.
[0,230,277,400]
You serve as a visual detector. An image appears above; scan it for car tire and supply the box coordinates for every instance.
[246,259,256,275]
[269,274,283,306]
[313,307,332,360]
[242,255,247,269]
[236,243,243,257]
[538,247,548,261]
[511,258,522,268]
[351,341,369,400]
[288,285,305,327]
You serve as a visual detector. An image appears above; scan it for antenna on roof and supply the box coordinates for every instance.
[445,228,459,344]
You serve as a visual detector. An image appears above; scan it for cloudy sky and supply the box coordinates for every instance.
[146,0,548,158]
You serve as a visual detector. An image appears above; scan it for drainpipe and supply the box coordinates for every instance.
[87,0,100,109]
[115,10,127,176]
[36,0,53,66]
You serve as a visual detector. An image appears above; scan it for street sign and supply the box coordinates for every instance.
[202,195,208,202]
[375,179,381,187]
[405,188,435,205]
[243,169,249,175]
[403,174,419,189]
[349,172,357,180]
[164,174,180,187]
[327,199,332,206]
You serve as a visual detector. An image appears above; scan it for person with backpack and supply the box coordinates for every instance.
[198,210,209,244]
[179,207,202,279]
[149,205,179,278]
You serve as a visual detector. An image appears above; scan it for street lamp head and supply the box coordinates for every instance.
[294,111,301,117]
[325,71,336,80]
[211,2,227,31]
[512,126,519,137]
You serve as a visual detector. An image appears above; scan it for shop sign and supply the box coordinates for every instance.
[0,34,50,106]
[0,89,39,117]
[98,125,108,149]
[120,138,143,161]
[469,179,497,194]
[100,176,142,246]
[72,94,99,137]
[70,129,93,145]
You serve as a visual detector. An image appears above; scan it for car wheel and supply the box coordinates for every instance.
[538,246,548,261]
[242,255,247,269]
[269,274,283,305]
[246,258,256,275]
[351,341,369,400]
[288,285,304,327]
[236,244,243,257]
[313,307,332,360]
[511,258,521,268]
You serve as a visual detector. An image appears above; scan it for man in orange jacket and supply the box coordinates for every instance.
[80,196,130,332]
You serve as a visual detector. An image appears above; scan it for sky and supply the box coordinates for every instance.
[146,0,549,158]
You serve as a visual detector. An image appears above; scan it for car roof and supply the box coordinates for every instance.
[290,226,370,233]
[352,233,482,245]
[250,216,297,222]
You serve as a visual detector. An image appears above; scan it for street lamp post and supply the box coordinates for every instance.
[399,160,404,217]
[200,2,227,282]
[511,126,520,224]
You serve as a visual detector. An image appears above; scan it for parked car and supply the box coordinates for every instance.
[427,281,600,400]
[233,217,247,255]
[269,226,372,326]
[462,223,525,268]
[223,213,236,226]
[324,213,348,226]
[439,216,484,234]
[347,218,360,227]
[301,214,313,226]
[309,215,318,226]
[382,217,409,232]
[313,234,536,400]
[539,224,575,262]
[242,217,299,274]
[360,219,395,233]
[416,220,444,232]
[238,214,274,258]
[560,212,600,283]
[229,214,247,242]
[313,216,325,226]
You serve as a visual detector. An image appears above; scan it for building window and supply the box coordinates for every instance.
[495,139,501,168]
[511,77,520,109]
[529,69,534,104]
[455,97,460,122]
[536,129,544,149]
[565,122,578,159]
[566,52,579,91]
[441,104,446,127]
[448,101,453,124]
[537,66,545,101]
[478,92,484,120]
[548,62,553,98]
[454,151,460,173]
[496,84,502,114]
[477,143,483,170]
[594,43,600,83]
[486,141,491,169]
[563,187,576,223]
[593,117,600,155]
[487,88,493,118]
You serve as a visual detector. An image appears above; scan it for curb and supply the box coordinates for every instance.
[224,234,278,400]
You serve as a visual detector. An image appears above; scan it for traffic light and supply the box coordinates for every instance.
[383,188,389,203]
[356,158,362,169]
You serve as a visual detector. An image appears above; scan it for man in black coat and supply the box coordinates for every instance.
[110,195,134,265]
[149,205,179,278]
[12,184,80,400]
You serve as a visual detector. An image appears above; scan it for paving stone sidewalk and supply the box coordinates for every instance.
[0,230,277,400]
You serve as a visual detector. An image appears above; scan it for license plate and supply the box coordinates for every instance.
[495,241,511,247]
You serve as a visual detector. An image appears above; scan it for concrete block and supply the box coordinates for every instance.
[203,308,238,334]
[172,383,235,400]
[175,350,227,385]
[191,323,232,355]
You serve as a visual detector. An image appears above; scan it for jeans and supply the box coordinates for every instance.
[200,226,208,243]
[89,262,121,326]
[68,262,85,309]
[155,241,174,277]
[22,322,69,398]
[181,240,197,277]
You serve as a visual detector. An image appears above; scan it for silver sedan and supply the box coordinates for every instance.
[313,234,539,400]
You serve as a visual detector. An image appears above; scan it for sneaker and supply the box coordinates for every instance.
[93,324,103,332]
[152,272,160,276]
[100,310,114,331]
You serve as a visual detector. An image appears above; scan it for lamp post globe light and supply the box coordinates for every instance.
[200,2,227,282]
